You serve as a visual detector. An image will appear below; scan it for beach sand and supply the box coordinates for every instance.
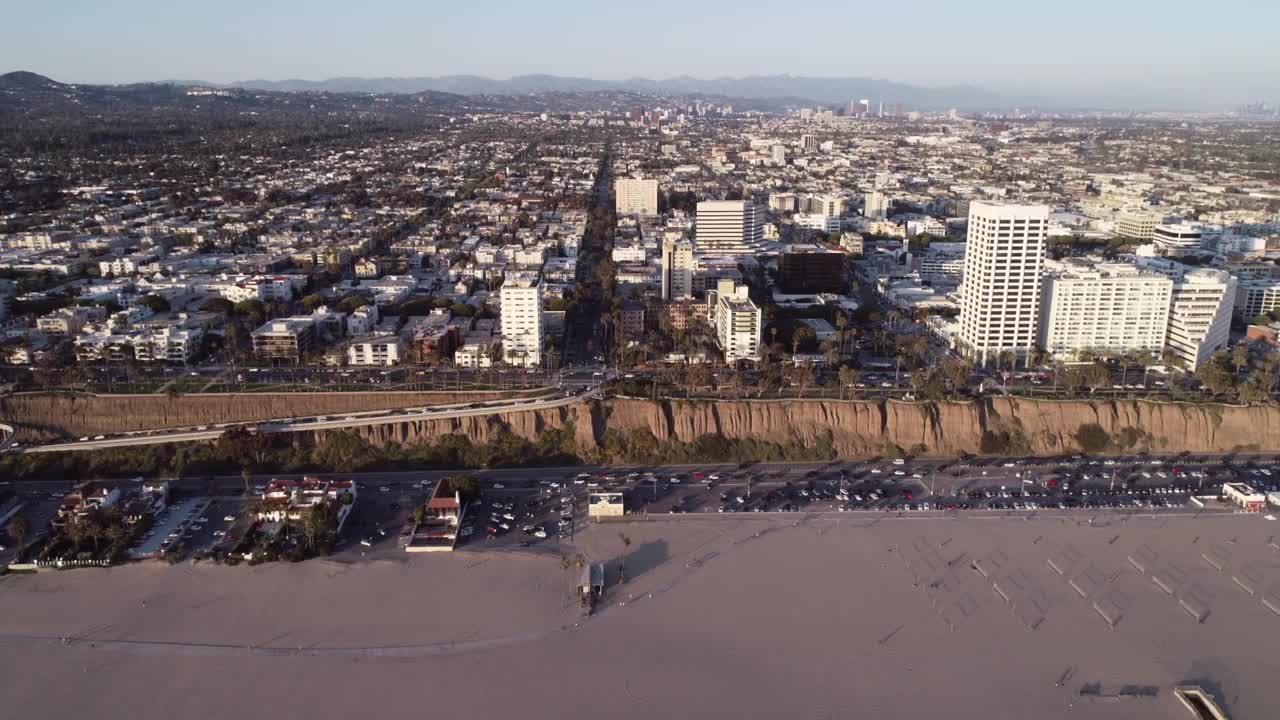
[2,511,1277,719]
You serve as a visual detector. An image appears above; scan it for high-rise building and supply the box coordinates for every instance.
[800,134,817,152]
[1166,270,1235,369]
[1038,260,1172,360]
[614,178,659,216]
[770,144,787,165]
[499,272,543,367]
[695,200,764,256]
[661,237,695,301]
[780,250,847,294]
[864,191,890,221]
[710,279,761,363]
[957,202,1050,366]
[1136,258,1236,369]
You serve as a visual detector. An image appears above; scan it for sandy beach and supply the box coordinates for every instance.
[2,511,1277,719]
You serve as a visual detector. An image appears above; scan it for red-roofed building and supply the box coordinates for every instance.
[406,480,467,552]
[255,477,358,531]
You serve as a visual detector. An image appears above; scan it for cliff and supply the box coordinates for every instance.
[0,390,513,439]
[9,390,1280,459]
[343,397,1280,459]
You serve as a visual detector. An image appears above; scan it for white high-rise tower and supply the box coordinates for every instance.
[695,200,764,256]
[957,202,1050,366]
[661,237,695,301]
[500,272,543,367]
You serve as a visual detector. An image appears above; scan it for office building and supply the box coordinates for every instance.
[770,145,787,165]
[1153,224,1203,255]
[499,272,543,367]
[1235,277,1280,321]
[614,178,659,217]
[768,193,799,213]
[1166,269,1235,369]
[347,334,405,366]
[864,191,890,221]
[1038,260,1172,360]
[1116,210,1158,242]
[695,200,764,255]
[920,243,966,283]
[252,317,316,360]
[780,250,847,294]
[800,134,817,152]
[957,202,1050,365]
[661,237,695,301]
[804,194,845,217]
[710,279,761,363]
[794,213,842,233]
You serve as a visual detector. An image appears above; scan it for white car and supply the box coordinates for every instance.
[379,486,391,492]
[223,515,236,522]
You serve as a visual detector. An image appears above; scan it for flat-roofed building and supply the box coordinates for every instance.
[1038,259,1172,360]
[251,317,315,360]
[614,178,659,217]
[957,202,1049,366]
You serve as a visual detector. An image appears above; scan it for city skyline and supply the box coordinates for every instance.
[2,0,1277,110]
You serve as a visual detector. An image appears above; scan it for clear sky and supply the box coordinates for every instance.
[2,0,1276,106]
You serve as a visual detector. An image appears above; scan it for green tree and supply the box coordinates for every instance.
[200,297,234,315]
[1238,367,1277,404]
[301,293,327,312]
[311,432,380,473]
[445,475,479,503]
[137,294,171,313]
[1196,352,1235,395]
[1075,423,1111,454]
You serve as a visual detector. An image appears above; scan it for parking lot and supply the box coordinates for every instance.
[450,455,1280,544]
[129,498,209,558]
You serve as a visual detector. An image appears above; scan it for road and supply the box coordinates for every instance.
[14,384,604,454]
[564,147,614,366]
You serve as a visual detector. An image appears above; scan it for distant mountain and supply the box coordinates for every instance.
[0,70,69,91]
[0,71,476,116]
[228,73,1001,109]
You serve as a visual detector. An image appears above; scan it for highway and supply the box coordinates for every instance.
[14,384,604,454]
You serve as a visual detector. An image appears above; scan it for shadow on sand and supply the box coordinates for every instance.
[609,539,669,585]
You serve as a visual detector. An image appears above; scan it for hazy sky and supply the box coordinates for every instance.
[3,0,1277,105]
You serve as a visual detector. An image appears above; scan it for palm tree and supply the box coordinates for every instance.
[618,532,632,583]
[301,503,328,551]
[821,340,839,369]
[6,515,30,561]
[838,365,858,400]
[835,313,849,354]
[105,523,126,551]
[241,466,253,496]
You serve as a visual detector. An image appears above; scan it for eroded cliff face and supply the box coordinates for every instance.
[343,397,1280,458]
[12,389,1279,459]
[0,391,511,439]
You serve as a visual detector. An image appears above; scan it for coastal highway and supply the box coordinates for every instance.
[13,384,603,454]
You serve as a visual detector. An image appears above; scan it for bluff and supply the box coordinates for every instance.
[347,397,1280,459]
[0,390,512,439]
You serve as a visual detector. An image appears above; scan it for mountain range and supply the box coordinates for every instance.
[196,73,999,110]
